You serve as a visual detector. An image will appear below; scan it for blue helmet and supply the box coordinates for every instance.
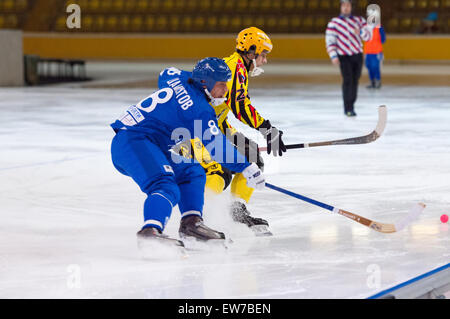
[192,57,232,92]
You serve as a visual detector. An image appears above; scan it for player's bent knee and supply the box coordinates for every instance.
[205,174,225,194]
[143,177,181,207]
[205,168,232,193]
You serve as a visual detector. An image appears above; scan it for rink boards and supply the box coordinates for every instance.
[368,263,450,299]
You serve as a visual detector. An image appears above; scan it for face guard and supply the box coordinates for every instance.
[204,88,227,106]
[251,59,264,77]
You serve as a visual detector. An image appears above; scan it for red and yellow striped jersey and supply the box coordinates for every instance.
[213,52,266,135]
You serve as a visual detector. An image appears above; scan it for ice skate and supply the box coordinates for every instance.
[345,111,357,117]
[137,227,186,259]
[179,215,228,251]
[374,80,382,89]
[366,80,375,89]
[231,201,273,236]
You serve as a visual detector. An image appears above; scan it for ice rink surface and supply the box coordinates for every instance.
[1,82,449,298]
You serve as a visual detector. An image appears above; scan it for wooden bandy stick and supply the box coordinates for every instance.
[259,105,387,152]
[265,182,425,234]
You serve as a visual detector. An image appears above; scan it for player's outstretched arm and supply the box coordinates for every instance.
[229,97,287,157]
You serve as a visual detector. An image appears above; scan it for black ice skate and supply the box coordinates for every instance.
[137,227,185,259]
[345,111,357,117]
[231,201,272,236]
[179,215,227,251]
[179,215,225,241]
[366,80,375,89]
[374,80,382,89]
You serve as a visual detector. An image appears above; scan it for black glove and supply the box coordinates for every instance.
[232,132,264,171]
[260,121,287,157]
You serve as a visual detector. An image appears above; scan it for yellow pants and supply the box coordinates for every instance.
[205,171,254,203]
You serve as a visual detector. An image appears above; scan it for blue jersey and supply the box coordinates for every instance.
[110,67,249,173]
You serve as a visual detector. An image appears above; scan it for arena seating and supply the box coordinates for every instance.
[0,0,448,34]
[0,0,29,29]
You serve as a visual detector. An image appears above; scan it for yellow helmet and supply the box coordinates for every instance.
[236,27,273,55]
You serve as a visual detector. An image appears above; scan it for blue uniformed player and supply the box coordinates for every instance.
[110,58,265,247]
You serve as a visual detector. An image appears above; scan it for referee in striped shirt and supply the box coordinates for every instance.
[326,0,373,117]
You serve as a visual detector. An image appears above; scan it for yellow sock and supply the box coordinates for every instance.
[230,173,254,203]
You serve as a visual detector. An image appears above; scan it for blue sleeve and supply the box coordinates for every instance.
[380,27,386,44]
[158,69,169,89]
[158,67,190,89]
[196,113,250,173]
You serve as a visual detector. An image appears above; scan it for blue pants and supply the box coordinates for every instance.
[111,130,206,231]
[365,53,383,81]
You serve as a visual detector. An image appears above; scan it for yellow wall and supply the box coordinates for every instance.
[23,33,450,61]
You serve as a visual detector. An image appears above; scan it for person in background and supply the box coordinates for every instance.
[325,0,373,117]
[364,6,386,89]
[418,12,439,34]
